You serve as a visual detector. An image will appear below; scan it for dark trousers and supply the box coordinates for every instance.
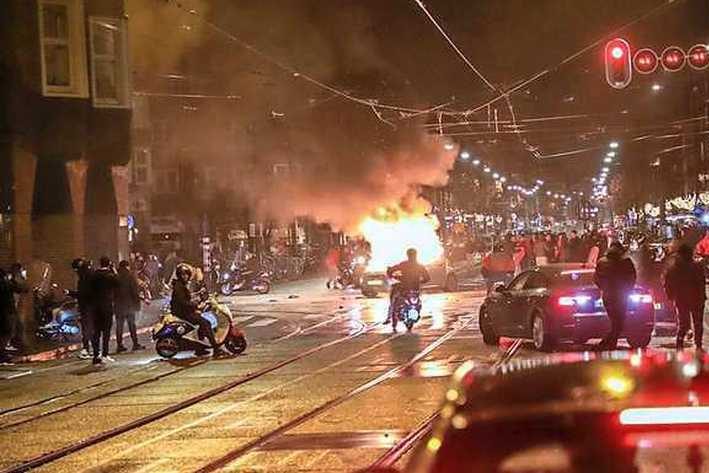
[79,307,92,351]
[182,312,219,349]
[115,310,138,348]
[91,309,113,358]
[603,297,627,348]
[676,301,705,349]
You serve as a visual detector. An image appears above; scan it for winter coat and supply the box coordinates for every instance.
[664,257,706,306]
[115,268,141,314]
[91,267,118,313]
[594,251,637,301]
[170,279,198,320]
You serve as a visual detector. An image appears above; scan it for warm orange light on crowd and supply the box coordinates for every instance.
[358,207,444,272]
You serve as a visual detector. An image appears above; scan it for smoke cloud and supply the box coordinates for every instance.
[127,0,456,231]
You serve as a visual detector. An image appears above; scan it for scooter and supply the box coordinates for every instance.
[34,286,81,341]
[218,263,271,295]
[152,294,247,359]
[392,289,423,332]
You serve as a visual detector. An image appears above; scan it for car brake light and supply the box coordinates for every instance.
[620,407,709,425]
[558,295,592,306]
[629,293,653,304]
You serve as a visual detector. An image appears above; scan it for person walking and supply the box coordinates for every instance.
[115,260,145,353]
[90,257,118,365]
[594,242,637,350]
[665,244,706,352]
[70,258,95,359]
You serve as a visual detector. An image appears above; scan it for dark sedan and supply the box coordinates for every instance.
[366,351,709,473]
[479,264,655,351]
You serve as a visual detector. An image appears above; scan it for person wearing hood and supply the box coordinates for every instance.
[594,242,637,350]
[665,244,706,352]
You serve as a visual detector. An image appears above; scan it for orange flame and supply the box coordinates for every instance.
[358,205,444,272]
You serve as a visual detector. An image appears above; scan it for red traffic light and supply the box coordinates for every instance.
[661,46,686,72]
[605,38,632,89]
[688,44,709,70]
[633,48,658,74]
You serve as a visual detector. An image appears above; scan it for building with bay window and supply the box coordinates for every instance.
[0,0,132,289]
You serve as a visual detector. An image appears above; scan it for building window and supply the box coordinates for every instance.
[89,17,130,108]
[37,0,89,98]
[131,148,151,186]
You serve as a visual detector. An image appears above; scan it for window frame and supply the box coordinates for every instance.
[37,0,89,98]
[88,16,131,108]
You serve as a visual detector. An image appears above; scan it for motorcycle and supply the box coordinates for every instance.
[34,284,81,341]
[392,289,423,332]
[218,263,271,295]
[152,293,247,359]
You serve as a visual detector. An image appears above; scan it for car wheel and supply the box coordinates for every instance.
[532,313,555,352]
[445,274,459,292]
[626,332,651,349]
[479,307,499,346]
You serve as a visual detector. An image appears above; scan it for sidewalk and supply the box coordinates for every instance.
[11,300,166,363]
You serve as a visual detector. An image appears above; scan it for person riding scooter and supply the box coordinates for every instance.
[170,263,225,357]
[386,248,430,324]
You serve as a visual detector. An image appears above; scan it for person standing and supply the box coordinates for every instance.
[594,242,637,350]
[115,260,145,353]
[70,258,95,359]
[0,268,14,363]
[664,244,706,352]
[7,263,29,352]
[90,257,118,364]
[567,230,583,263]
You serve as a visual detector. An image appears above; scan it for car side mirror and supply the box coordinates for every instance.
[494,284,507,293]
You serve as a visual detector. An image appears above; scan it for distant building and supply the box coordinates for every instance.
[0,0,132,286]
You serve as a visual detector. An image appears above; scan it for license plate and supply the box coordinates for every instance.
[368,279,384,285]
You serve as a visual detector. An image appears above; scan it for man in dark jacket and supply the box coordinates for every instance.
[170,264,224,357]
[0,268,14,363]
[90,256,119,364]
[70,258,94,359]
[594,242,637,350]
[115,260,145,353]
[665,244,706,351]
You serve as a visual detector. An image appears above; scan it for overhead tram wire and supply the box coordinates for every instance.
[161,0,451,120]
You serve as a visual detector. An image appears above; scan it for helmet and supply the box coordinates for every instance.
[72,258,87,271]
[175,263,193,282]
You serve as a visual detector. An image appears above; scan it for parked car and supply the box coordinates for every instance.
[478,264,655,351]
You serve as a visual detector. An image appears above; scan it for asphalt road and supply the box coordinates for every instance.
[0,279,692,473]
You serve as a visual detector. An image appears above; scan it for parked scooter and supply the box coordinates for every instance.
[34,284,80,341]
[152,293,247,358]
[218,262,271,295]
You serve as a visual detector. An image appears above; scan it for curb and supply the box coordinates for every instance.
[14,326,154,363]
